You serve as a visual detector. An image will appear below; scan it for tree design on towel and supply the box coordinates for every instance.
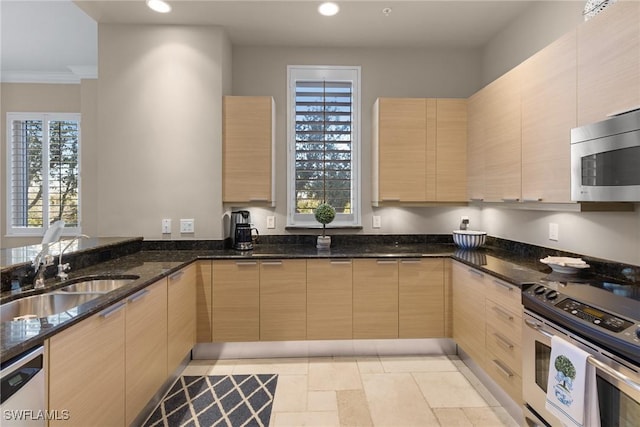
[555,355,577,391]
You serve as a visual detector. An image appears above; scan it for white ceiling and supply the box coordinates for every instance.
[1,0,538,83]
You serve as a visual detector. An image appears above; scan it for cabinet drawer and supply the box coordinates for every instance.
[486,324,522,376]
[485,298,522,344]
[484,276,521,309]
[486,357,523,403]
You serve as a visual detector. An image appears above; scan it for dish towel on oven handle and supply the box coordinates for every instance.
[545,335,600,427]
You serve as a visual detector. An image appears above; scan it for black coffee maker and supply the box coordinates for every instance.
[230,210,258,250]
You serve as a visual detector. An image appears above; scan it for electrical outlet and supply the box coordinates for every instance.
[180,219,195,233]
[267,216,275,229]
[162,219,171,234]
[549,223,559,241]
[372,216,381,228]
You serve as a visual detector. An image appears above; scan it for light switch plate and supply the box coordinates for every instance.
[549,223,559,241]
[162,219,171,234]
[372,216,381,229]
[180,219,195,233]
[267,216,275,229]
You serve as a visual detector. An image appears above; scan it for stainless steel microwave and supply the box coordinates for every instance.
[571,108,640,202]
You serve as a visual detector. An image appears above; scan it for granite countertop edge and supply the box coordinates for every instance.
[1,243,546,363]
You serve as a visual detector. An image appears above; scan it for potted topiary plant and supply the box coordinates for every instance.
[314,202,336,250]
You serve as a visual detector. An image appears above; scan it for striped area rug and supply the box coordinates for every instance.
[144,374,278,427]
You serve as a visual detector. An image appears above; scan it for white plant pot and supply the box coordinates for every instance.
[316,236,331,250]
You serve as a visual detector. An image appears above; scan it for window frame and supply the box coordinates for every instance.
[286,65,362,228]
[5,112,82,237]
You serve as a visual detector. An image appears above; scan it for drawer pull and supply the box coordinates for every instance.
[468,268,484,278]
[261,261,283,266]
[169,270,184,281]
[400,259,422,264]
[491,359,514,378]
[522,198,542,202]
[501,198,520,202]
[469,198,484,202]
[99,301,126,319]
[236,261,258,266]
[492,306,514,321]
[376,260,398,265]
[329,260,352,265]
[492,332,515,350]
[127,289,150,303]
[493,279,514,292]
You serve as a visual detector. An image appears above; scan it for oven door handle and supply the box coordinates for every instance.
[525,318,640,393]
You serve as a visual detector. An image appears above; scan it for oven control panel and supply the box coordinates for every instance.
[554,298,633,333]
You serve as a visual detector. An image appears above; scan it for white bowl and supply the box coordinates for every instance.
[452,230,487,249]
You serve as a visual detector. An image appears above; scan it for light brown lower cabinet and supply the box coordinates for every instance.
[306,259,353,340]
[168,264,197,373]
[452,261,487,366]
[196,260,213,342]
[212,260,260,342]
[260,259,307,341]
[48,302,126,426]
[353,259,399,339]
[399,258,445,338]
[125,278,168,425]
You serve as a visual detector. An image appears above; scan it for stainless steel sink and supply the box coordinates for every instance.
[0,293,101,323]
[58,276,139,293]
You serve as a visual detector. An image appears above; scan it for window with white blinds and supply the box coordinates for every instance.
[6,113,81,236]
[287,66,361,227]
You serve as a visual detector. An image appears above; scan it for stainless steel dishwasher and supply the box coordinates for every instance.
[0,346,45,426]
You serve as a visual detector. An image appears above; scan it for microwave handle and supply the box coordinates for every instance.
[524,318,640,393]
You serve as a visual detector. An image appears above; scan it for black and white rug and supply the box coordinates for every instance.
[143,374,278,427]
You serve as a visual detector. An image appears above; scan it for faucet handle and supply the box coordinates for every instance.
[57,263,71,280]
[43,254,54,266]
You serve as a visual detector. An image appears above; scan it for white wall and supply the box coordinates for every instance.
[96,24,230,239]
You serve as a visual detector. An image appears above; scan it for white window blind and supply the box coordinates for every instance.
[7,113,81,236]
[287,66,361,227]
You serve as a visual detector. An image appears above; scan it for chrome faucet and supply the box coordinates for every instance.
[57,235,90,281]
[32,244,54,289]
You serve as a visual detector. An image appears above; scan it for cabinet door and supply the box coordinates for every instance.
[307,259,353,340]
[260,259,307,341]
[126,278,168,425]
[467,90,487,201]
[49,303,126,426]
[483,68,522,202]
[353,259,398,339]
[213,260,260,342]
[577,1,640,126]
[451,261,486,366]
[375,98,428,202]
[196,260,213,342]
[436,99,468,202]
[223,96,274,203]
[521,31,577,203]
[399,258,445,338]
[168,264,196,373]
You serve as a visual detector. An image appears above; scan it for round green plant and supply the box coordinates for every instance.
[314,203,336,237]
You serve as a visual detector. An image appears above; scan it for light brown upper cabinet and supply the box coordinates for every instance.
[372,98,467,205]
[222,96,275,205]
[479,68,522,203]
[520,31,577,203]
[577,1,640,126]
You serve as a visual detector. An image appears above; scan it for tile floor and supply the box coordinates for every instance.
[184,355,521,426]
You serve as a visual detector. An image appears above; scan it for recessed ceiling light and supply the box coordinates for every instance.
[146,0,172,14]
[318,2,340,17]
[382,7,392,17]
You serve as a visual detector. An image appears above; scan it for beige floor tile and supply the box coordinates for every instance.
[308,359,362,391]
[380,355,458,373]
[271,411,340,427]
[233,357,309,375]
[271,375,308,412]
[413,372,488,408]
[456,365,501,407]
[307,391,338,412]
[462,407,518,426]
[361,373,439,427]
[433,408,473,426]
[336,389,374,427]
[355,356,384,374]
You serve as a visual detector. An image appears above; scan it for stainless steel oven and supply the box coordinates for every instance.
[522,282,640,427]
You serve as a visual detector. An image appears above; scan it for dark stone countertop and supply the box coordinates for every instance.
[0,238,614,363]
